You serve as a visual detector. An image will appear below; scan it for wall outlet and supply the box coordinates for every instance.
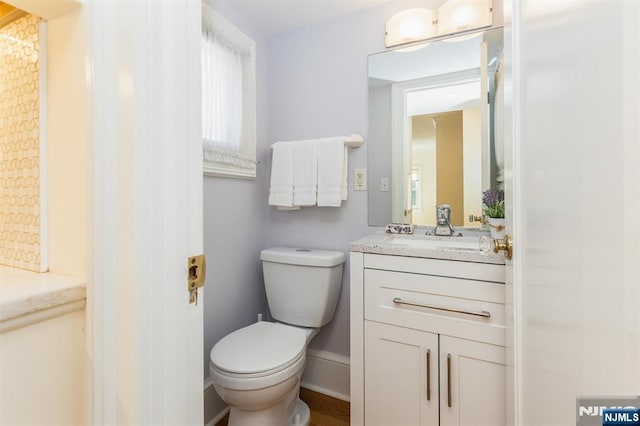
[380,178,389,192]
[354,169,367,191]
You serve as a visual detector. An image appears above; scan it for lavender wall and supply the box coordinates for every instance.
[202,0,270,377]
[262,0,503,356]
[203,0,471,369]
[263,1,440,356]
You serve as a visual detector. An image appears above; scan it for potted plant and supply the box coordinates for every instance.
[482,189,505,239]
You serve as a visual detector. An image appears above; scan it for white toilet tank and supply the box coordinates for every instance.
[260,247,345,328]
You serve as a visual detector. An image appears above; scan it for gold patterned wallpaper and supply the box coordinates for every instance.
[0,13,41,272]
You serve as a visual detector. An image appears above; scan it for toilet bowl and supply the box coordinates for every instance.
[209,247,345,426]
[210,322,314,426]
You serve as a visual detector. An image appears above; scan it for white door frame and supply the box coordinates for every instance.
[391,70,482,223]
[17,0,203,423]
[503,0,522,424]
[86,0,203,424]
[505,1,640,424]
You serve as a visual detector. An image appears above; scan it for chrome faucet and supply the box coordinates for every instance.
[430,204,459,236]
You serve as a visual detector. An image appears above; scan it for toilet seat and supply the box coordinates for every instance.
[211,322,307,378]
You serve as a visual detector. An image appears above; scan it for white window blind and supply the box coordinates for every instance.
[202,4,257,178]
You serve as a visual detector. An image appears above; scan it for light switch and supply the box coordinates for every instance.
[354,169,367,191]
[380,178,389,192]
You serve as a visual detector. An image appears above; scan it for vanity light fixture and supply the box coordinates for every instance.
[385,0,492,48]
[438,0,492,36]
[385,8,435,48]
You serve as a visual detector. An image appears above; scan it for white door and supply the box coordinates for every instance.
[506,0,640,424]
[364,321,439,426]
[439,336,505,426]
[86,0,204,424]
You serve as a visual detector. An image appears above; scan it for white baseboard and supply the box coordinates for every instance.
[203,348,350,426]
[205,406,229,426]
[204,377,228,426]
[301,349,350,402]
[204,376,215,391]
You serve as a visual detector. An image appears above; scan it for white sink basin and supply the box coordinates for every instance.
[382,234,490,253]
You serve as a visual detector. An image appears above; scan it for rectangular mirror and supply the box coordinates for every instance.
[367,28,503,227]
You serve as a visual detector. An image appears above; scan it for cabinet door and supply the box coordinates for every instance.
[439,336,506,426]
[365,321,439,426]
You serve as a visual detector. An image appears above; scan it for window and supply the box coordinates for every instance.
[411,167,422,210]
[201,4,257,178]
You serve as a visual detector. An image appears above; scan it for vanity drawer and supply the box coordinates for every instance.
[364,269,505,346]
[364,253,505,283]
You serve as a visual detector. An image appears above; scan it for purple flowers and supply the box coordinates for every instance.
[482,189,505,218]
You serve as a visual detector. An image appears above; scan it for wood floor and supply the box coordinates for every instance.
[215,388,349,426]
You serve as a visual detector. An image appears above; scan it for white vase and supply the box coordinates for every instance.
[487,217,506,240]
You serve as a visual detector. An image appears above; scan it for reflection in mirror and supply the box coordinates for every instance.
[367,28,503,227]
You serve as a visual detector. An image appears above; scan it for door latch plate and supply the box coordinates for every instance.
[188,254,206,291]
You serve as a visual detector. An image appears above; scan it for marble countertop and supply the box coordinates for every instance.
[350,231,506,264]
[0,266,86,325]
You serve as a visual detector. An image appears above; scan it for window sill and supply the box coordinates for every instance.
[203,162,256,179]
[0,266,86,333]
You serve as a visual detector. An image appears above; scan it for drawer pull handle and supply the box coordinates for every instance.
[447,353,452,408]
[392,297,491,318]
[426,349,431,401]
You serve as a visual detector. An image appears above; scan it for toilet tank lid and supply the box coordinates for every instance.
[261,247,345,267]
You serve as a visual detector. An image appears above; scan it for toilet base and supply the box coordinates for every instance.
[227,383,310,426]
[289,398,310,426]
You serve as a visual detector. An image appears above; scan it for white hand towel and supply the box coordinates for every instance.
[317,137,345,207]
[341,146,348,201]
[268,142,295,207]
[293,140,318,206]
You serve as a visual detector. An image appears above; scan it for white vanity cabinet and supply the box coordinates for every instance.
[350,251,506,426]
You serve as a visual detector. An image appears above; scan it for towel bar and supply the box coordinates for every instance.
[343,134,365,148]
[270,134,364,149]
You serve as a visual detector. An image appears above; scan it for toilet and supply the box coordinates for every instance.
[209,247,345,426]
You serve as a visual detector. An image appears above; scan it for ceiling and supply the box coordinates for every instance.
[213,0,396,37]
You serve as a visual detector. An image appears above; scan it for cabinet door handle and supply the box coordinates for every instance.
[447,353,452,408]
[426,349,431,401]
[392,297,491,318]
